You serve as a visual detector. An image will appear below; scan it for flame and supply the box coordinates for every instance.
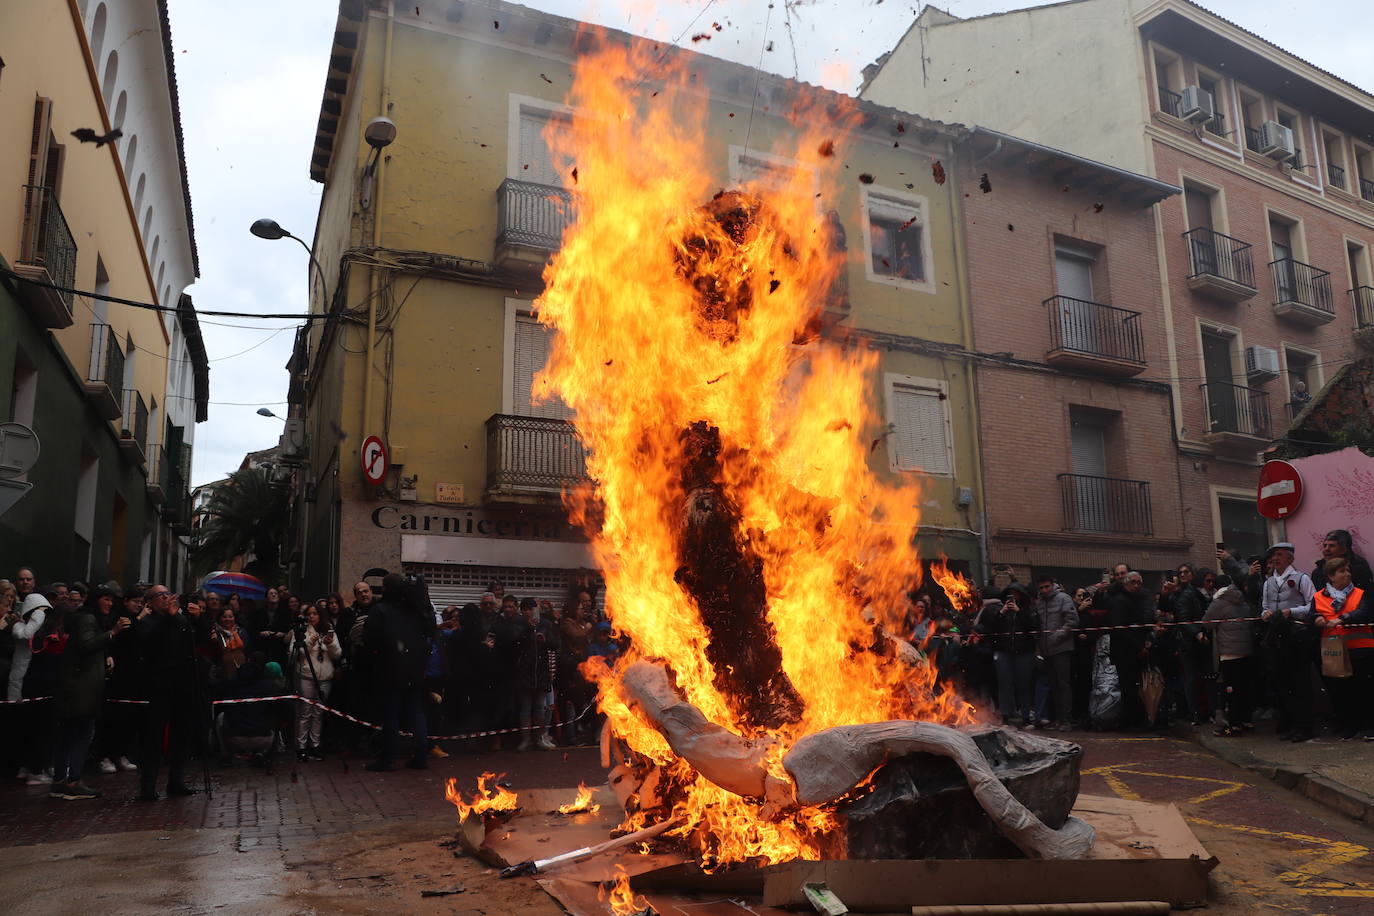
[532,31,974,867]
[930,557,980,616]
[444,772,519,820]
[556,782,603,816]
[601,866,649,916]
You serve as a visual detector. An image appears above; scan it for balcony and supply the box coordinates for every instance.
[145,444,166,504]
[1244,126,1262,154]
[1270,258,1335,326]
[1328,163,1348,190]
[1158,88,1183,119]
[1361,177,1374,203]
[84,323,124,420]
[1058,474,1153,537]
[118,389,149,463]
[1352,286,1374,352]
[1200,382,1271,448]
[485,413,589,498]
[1203,111,1226,139]
[1184,228,1257,302]
[495,178,573,272]
[1043,296,1145,377]
[13,185,77,328]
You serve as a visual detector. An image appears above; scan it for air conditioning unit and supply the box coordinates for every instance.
[1258,120,1295,160]
[279,417,307,460]
[1245,345,1281,383]
[1179,86,1215,124]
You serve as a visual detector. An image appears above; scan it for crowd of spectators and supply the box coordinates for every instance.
[0,566,612,800]
[912,530,1373,741]
[5,531,1369,802]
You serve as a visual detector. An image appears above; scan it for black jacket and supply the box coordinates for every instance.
[1312,551,1374,592]
[56,609,110,718]
[136,611,209,696]
[364,592,437,689]
[1106,582,1155,662]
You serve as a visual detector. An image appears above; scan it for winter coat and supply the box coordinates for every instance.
[982,586,1039,655]
[56,608,111,718]
[136,610,210,696]
[1203,587,1255,659]
[7,594,49,701]
[1034,588,1078,657]
[1105,583,1155,663]
[364,596,437,690]
[1312,551,1374,591]
[286,626,343,683]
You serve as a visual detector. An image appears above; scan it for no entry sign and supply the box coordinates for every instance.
[361,435,388,486]
[1257,459,1303,519]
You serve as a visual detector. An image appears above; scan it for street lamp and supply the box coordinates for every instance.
[249,218,328,309]
[256,407,284,420]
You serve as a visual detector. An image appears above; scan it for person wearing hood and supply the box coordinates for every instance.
[1311,530,1373,592]
[7,591,50,702]
[363,574,437,771]
[984,582,1039,727]
[1203,576,1257,736]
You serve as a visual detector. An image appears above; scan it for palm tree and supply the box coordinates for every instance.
[191,466,289,581]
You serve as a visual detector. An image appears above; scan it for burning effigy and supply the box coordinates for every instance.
[513,30,1091,872]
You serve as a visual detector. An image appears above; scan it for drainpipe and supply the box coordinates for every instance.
[363,0,396,441]
[947,135,990,581]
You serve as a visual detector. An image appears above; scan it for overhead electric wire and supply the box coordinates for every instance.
[0,265,331,321]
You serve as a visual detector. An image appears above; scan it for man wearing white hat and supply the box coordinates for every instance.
[1263,542,1317,743]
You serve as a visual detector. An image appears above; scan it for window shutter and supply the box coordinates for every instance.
[28,98,53,188]
[519,110,571,187]
[513,314,572,419]
[891,383,951,475]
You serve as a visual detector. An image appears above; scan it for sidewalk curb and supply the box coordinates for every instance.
[1193,729,1374,826]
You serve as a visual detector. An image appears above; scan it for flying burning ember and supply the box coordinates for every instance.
[531,31,974,867]
[445,772,519,821]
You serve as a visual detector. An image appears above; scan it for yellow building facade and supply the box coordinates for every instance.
[294,0,985,603]
[0,0,205,588]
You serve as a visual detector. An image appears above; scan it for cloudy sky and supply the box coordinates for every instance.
[168,0,1373,486]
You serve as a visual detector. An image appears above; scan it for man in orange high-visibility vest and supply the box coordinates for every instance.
[1312,557,1374,740]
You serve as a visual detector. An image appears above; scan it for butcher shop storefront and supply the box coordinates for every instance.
[340,501,601,608]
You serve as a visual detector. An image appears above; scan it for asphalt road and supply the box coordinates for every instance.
[1,730,1372,914]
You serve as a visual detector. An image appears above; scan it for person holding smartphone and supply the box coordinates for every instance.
[286,605,341,761]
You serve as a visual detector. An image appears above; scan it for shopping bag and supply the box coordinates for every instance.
[1089,635,1122,730]
[1321,634,1353,678]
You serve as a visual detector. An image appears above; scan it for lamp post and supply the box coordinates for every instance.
[249,218,329,309]
[256,407,285,421]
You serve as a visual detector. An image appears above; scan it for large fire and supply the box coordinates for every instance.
[533,32,972,867]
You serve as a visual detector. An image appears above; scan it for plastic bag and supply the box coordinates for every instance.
[1089,635,1122,730]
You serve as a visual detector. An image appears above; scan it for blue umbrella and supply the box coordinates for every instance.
[202,571,268,599]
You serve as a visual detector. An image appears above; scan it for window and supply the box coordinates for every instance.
[1153,49,1183,116]
[75,451,99,545]
[1323,131,1348,189]
[1356,146,1374,201]
[511,311,571,419]
[1195,72,1227,138]
[514,103,573,187]
[1239,91,1265,152]
[1349,240,1370,288]
[92,255,109,323]
[10,348,37,429]
[863,188,932,290]
[1276,108,1305,170]
[728,147,812,196]
[1284,347,1316,416]
[885,374,953,476]
[1217,495,1268,562]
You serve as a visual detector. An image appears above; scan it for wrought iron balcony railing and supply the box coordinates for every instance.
[1043,296,1145,372]
[1058,474,1153,536]
[1361,177,1374,203]
[146,444,167,503]
[486,413,589,495]
[15,184,77,327]
[1354,286,1374,330]
[1200,382,1271,439]
[1244,127,1262,153]
[1270,257,1334,321]
[1328,162,1347,190]
[119,388,149,455]
[84,323,124,420]
[1203,111,1226,138]
[496,177,573,254]
[1158,88,1183,118]
[1184,227,1256,295]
